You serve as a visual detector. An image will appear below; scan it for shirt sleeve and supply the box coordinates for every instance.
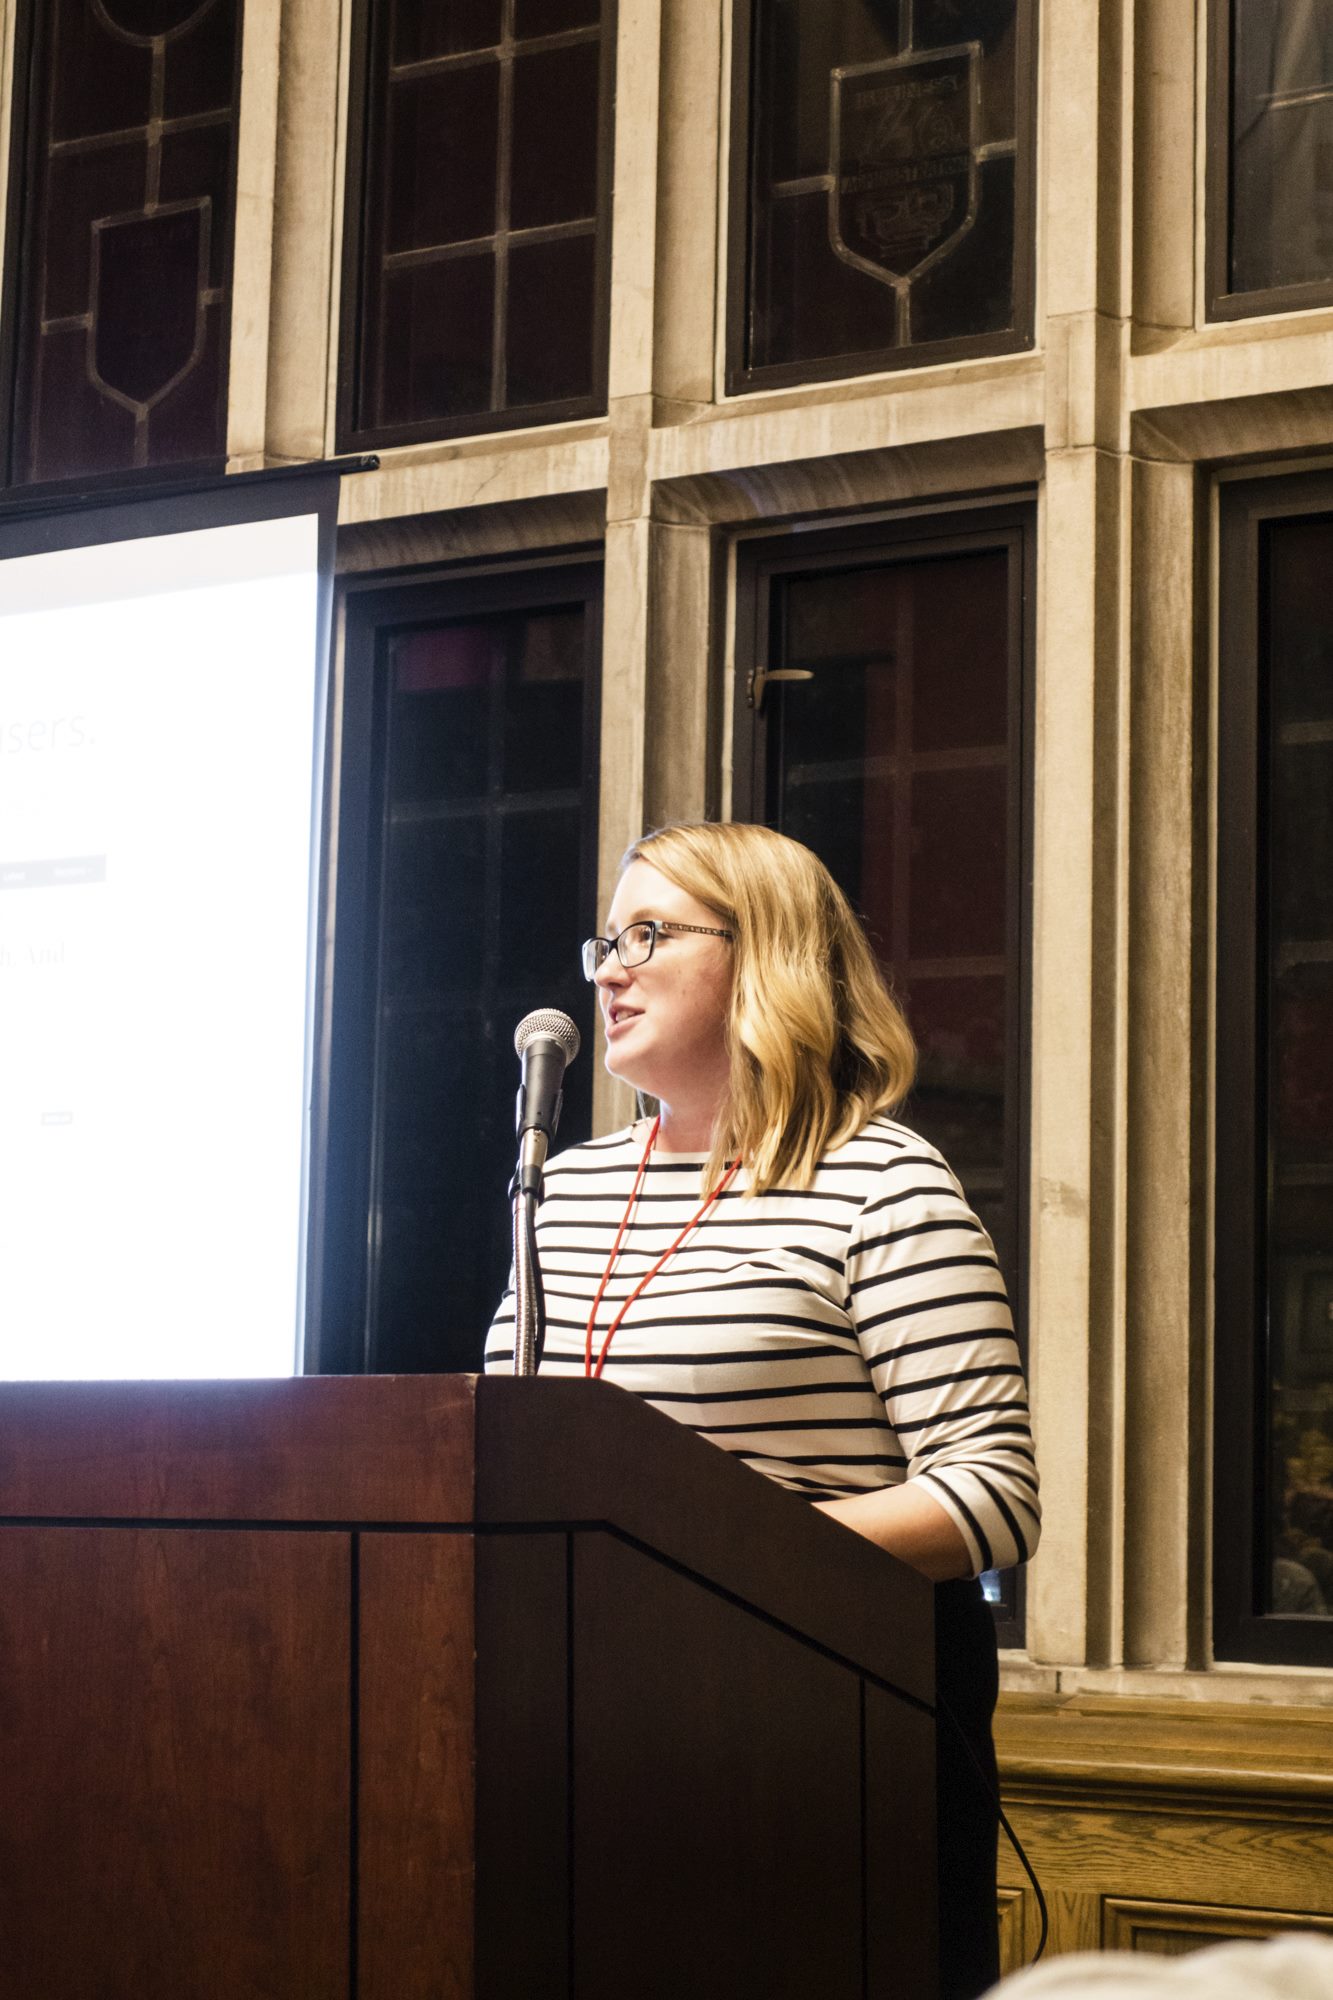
[845,1151,1041,1576]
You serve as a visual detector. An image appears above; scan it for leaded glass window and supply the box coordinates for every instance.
[319,565,602,1375]
[728,0,1037,392]
[339,0,614,448]
[734,507,1033,1630]
[1209,1,1333,315]
[4,0,242,484]
[1217,476,1333,1669]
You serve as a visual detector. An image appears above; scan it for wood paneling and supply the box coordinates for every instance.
[995,1694,1333,1975]
[1103,1899,1333,1956]
[358,1532,476,2000]
[570,1530,872,2000]
[0,1376,475,1522]
[475,1374,934,1704]
[865,1681,938,1998]
[0,1525,350,2000]
[474,1531,571,1998]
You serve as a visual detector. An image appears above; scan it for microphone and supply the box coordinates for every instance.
[513,1009,581,1186]
[510,1010,581,1375]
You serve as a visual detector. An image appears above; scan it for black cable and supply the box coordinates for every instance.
[936,1690,1049,1967]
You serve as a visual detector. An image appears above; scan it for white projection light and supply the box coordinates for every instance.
[0,512,323,1379]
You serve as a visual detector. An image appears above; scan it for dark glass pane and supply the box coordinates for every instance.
[368,597,597,1372]
[1262,515,1333,1620]
[909,767,1006,961]
[8,0,241,482]
[510,42,600,229]
[390,624,499,803]
[161,0,238,120]
[908,153,1016,345]
[386,63,500,252]
[515,0,599,35]
[741,0,1028,382]
[1231,3,1333,296]
[103,0,208,33]
[501,609,586,791]
[49,0,151,142]
[505,233,596,405]
[498,809,583,986]
[345,0,611,440]
[25,327,139,484]
[379,254,496,425]
[42,141,146,320]
[766,544,1015,1281]
[143,302,225,460]
[392,0,502,63]
[907,971,1006,1179]
[159,122,234,287]
[911,554,1009,752]
[93,205,203,406]
[384,814,488,996]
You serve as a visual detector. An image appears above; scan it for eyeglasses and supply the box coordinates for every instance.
[581,918,735,981]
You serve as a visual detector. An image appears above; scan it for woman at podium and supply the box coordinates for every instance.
[486,819,1040,2000]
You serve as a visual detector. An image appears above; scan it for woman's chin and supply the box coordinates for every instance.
[603,1048,662,1101]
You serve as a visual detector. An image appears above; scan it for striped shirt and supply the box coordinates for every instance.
[485,1114,1040,1576]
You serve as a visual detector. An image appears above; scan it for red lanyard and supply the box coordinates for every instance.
[583,1116,742,1379]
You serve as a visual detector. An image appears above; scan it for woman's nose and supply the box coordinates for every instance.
[594,949,627,991]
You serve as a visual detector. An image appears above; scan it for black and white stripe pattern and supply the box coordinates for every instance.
[484,1115,1040,1575]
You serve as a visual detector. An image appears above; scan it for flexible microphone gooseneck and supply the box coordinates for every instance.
[510,1009,580,1376]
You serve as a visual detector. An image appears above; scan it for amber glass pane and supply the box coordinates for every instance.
[371,603,594,1371]
[766,547,1014,1270]
[8,0,241,484]
[345,0,611,444]
[1230,3,1333,296]
[740,0,1030,383]
[1263,517,1333,1620]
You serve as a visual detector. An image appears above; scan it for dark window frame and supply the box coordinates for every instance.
[308,549,604,1376]
[1215,471,1333,1669]
[732,496,1036,1644]
[0,0,242,486]
[1205,0,1333,320]
[724,0,1039,398]
[336,0,617,453]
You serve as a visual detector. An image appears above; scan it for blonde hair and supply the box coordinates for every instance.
[624,822,916,1194]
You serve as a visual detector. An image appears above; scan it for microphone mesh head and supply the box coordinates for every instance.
[514,1008,581,1063]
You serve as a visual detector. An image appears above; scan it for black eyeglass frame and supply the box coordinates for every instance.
[581,918,735,981]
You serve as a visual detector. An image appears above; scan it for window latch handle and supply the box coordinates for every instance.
[748,666,814,712]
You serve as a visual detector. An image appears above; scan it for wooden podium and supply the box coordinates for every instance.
[0,1375,936,1999]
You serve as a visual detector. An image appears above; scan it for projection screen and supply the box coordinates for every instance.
[0,475,337,1379]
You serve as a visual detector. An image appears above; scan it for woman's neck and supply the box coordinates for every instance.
[655,1095,721,1153]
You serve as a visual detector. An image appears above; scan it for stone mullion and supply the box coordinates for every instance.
[1122,453,1208,1671]
[226,0,283,468]
[1024,0,1135,1672]
[593,0,666,1132]
[264,0,346,464]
